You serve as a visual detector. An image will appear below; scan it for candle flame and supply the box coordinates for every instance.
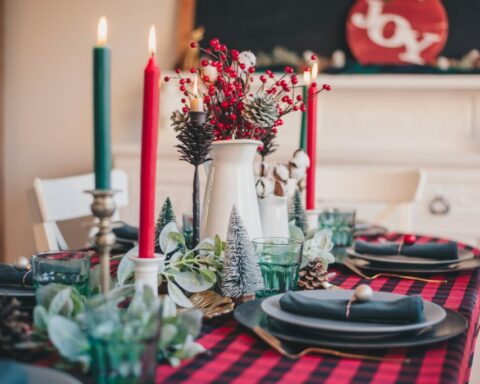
[303,68,311,85]
[311,61,319,80]
[97,17,108,45]
[148,25,156,55]
[193,75,198,96]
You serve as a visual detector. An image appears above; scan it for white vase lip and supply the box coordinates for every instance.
[212,139,262,146]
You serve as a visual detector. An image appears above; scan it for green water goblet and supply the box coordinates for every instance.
[253,237,304,298]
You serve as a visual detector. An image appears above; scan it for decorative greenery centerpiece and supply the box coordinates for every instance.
[32,282,204,377]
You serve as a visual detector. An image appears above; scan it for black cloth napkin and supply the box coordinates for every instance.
[354,240,458,261]
[113,222,138,241]
[279,291,425,324]
[0,264,32,288]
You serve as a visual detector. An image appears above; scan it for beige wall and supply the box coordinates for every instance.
[3,0,177,262]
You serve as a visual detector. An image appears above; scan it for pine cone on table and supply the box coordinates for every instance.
[0,297,36,360]
[298,259,329,290]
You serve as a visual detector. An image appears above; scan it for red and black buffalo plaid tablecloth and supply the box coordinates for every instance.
[149,234,480,384]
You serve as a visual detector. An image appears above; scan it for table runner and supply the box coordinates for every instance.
[148,234,480,384]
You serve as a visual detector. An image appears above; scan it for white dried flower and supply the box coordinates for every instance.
[256,177,273,198]
[303,229,335,268]
[290,165,306,180]
[292,149,310,168]
[238,51,256,68]
[201,65,218,82]
[273,164,289,182]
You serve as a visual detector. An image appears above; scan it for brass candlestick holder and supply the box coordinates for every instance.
[86,190,117,293]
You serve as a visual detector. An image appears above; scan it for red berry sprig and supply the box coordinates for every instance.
[168,38,330,144]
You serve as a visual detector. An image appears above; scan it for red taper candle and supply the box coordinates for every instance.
[139,26,160,258]
[306,81,317,210]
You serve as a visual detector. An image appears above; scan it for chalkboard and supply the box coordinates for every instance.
[195,0,480,60]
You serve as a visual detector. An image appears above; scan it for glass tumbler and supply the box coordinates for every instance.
[253,237,303,298]
[31,251,90,295]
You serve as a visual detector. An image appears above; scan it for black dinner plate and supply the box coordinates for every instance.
[234,299,467,349]
[344,255,480,274]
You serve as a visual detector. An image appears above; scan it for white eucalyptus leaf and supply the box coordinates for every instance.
[162,296,177,318]
[33,306,49,333]
[116,252,136,286]
[289,224,305,243]
[160,323,178,347]
[35,283,68,308]
[167,281,193,308]
[180,340,205,359]
[168,356,181,367]
[160,222,180,254]
[179,310,203,338]
[48,315,90,360]
[48,288,73,317]
[170,270,213,293]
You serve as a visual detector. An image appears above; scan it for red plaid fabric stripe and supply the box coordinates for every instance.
[155,234,480,384]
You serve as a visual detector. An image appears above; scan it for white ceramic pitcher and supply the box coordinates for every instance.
[201,139,263,240]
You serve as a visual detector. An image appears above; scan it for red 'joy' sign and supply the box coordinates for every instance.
[346,0,448,66]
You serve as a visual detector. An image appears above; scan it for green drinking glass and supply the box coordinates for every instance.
[31,251,90,295]
[253,237,304,298]
[318,208,356,248]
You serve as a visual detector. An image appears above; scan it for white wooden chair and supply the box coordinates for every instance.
[315,168,426,232]
[28,169,129,252]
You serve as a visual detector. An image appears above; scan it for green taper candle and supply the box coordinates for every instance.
[93,17,112,190]
[299,85,308,151]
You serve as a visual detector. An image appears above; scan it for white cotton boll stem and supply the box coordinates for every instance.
[254,161,270,177]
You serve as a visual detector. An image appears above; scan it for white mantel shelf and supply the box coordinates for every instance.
[162,70,480,90]
[317,74,480,90]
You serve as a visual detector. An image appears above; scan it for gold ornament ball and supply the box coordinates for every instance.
[354,284,373,302]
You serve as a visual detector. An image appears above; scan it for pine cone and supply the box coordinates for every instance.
[242,95,279,129]
[298,259,329,290]
[171,110,190,132]
[0,297,35,360]
[175,119,214,166]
